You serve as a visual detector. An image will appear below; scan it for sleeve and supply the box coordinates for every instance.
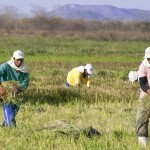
[87,79,90,88]
[138,64,147,78]
[138,63,149,93]
[0,64,6,82]
[74,73,81,85]
[139,77,149,93]
[19,73,29,90]
[0,64,6,76]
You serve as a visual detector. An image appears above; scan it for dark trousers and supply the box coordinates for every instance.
[136,91,150,137]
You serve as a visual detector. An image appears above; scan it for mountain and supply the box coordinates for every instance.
[48,4,150,21]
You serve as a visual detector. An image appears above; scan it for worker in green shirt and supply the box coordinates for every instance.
[0,50,29,127]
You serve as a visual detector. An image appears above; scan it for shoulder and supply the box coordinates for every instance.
[0,63,9,69]
[138,63,148,77]
[68,68,81,77]
[69,67,78,73]
[139,63,146,70]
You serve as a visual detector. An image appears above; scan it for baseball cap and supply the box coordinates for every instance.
[13,50,24,59]
[84,64,94,75]
[144,47,150,58]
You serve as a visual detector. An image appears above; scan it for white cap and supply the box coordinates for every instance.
[77,66,84,73]
[84,64,94,75]
[144,47,150,58]
[13,50,24,59]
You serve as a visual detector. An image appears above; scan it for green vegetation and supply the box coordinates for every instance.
[0,36,148,149]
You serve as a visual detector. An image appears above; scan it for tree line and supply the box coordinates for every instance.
[0,6,150,40]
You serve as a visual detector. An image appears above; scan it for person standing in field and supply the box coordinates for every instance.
[66,64,94,88]
[136,47,150,148]
[0,50,29,127]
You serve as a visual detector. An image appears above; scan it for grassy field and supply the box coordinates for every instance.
[0,36,149,149]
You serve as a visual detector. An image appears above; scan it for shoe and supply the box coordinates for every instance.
[138,137,148,148]
[1,121,6,127]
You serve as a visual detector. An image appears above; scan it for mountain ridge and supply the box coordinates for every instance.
[48,4,150,21]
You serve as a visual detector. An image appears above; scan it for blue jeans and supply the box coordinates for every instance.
[2,102,20,127]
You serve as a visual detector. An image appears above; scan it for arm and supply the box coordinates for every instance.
[0,82,6,95]
[19,73,29,90]
[0,63,6,77]
[75,73,81,87]
[0,64,6,95]
[138,63,150,94]
[139,76,150,95]
[87,79,90,88]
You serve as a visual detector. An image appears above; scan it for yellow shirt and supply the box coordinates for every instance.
[67,67,90,87]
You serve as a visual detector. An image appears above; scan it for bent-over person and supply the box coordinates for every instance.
[66,64,94,88]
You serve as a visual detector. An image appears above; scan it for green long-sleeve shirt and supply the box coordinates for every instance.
[0,63,29,90]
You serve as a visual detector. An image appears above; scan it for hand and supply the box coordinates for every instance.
[77,84,80,87]
[0,85,6,96]
[147,89,150,95]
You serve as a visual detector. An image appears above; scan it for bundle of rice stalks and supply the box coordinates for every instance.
[36,120,101,139]
[0,81,23,104]
[50,120,81,139]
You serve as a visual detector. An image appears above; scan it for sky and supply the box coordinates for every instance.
[0,0,150,15]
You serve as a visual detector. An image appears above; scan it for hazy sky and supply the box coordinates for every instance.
[0,0,150,15]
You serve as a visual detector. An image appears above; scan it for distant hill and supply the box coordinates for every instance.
[48,4,150,21]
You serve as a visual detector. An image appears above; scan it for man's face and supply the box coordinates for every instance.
[13,58,24,67]
[84,69,89,75]
[83,69,90,77]
[148,58,150,64]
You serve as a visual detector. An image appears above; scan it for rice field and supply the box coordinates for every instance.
[0,36,149,149]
